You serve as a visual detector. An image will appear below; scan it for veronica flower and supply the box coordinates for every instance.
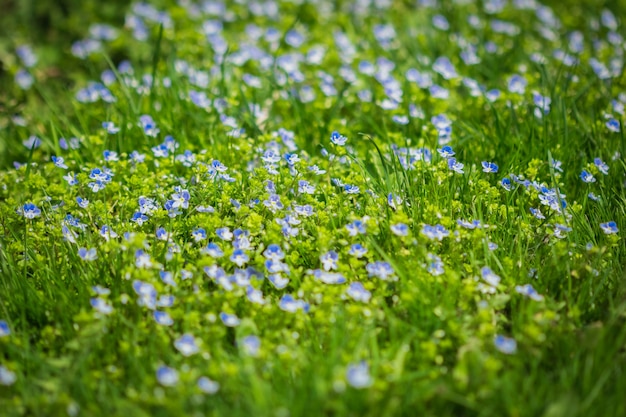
[171,189,190,209]
[482,161,499,173]
[160,271,176,287]
[346,361,373,389]
[174,334,199,356]
[135,250,153,269]
[447,158,464,174]
[230,249,250,267]
[390,223,409,236]
[437,146,455,159]
[131,212,149,225]
[90,298,113,314]
[594,158,609,175]
[19,203,41,219]
[553,224,572,239]
[76,197,89,209]
[0,320,10,337]
[216,227,233,241]
[606,118,620,132]
[192,228,207,242]
[330,131,348,146]
[102,122,120,134]
[0,366,16,386]
[78,247,97,261]
[580,170,596,183]
[348,244,368,258]
[320,251,339,271]
[219,312,240,327]
[156,365,179,387]
[346,220,366,236]
[422,224,450,241]
[241,335,261,357]
[600,221,619,235]
[154,311,174,326]
[279,294,309,313]
[198,377,220,394]
[264,244,285,261]
[51,156,68,169]
[269,274,289,289]
[344,185,360,194]
[494,335,517,354]
[507,75,527,94]
[480,267,501,287]
[23,135,41,149]
[346,282,371,302]
[515,284,544,301]
[366,261,394,280]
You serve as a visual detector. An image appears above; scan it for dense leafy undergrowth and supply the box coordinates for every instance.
[1,0,625,416]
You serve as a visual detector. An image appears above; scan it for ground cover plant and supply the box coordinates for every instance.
[1,0,625,416]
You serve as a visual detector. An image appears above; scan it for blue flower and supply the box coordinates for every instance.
[0,366,16,386]
[366,261,394,280]
[481,161,499,173]
[279,294,309,313]
[346,220,366,236]
[494,335,517,354]
[197,377,220,394]
[134,250,154,269]
[346,282,371,303]
[348,243,368,258]
[320,251,339,271]
[594,158,609,175]
[507,74,527,94]
[437,145,455,158]
[330,131,348,146]
[216,310,241,326]
[346,361,373,389]
[606,118,620,132]
[344,185,360,194]
[78,247,97,261]
[481,267,501,287]
[216,227,233,241]
[202,242,224,258]
[421,224,450,241]
[263,244,285,260]
[156,365,179,387]
[240,335,261,357]
[515,284,544,301]
[0,320,10,337]
[230,249,250,267]
[102,121,120,134]
[160,271,176,287]
[174,334,200,356]
[51,156,68,169]
[90,298,113,314]
[580,170,596,183]
[600,221,618,235]
[192,228,207,242]
[447,158,464,174]
[154,311,174,326]
[19,203,41,219]
[500,178,512,191]
[390,223,409,236]
[131,212,149,225]
[76,197,89,209]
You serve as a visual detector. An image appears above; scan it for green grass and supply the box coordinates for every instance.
[1,1,625,416]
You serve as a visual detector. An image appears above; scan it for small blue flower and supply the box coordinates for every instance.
[0,366,16,386]
[174,334,200,356]
[344,184,360,194]
[19,203,41,219]
[219,312,240,327]
[90,298,113,314]
[278,294,309,313]
[580,170,596,183]
[230,249,250,267]
[346,220,366,236]
[197,377,220,394]
[154,311,174,326]
[240,335,261,357]
[366,261,394,280]
[481,267,501,287]
[348,243,368,258]
[606,118,620,133]
[76,197,89,209]
[600,221,619,235]
[192,228,207,242]
[437,145,455,159]
[263,244,285,260]
[216,227,233,241]
[346,282,371,303]
[156,365,179,387]
[160,271,176,287]
[447,158,464,174]
[594,158,609,175]
[320,251,339,271]
[390,223,409,236]
[131,212,149,225]
[51,156,68,169]
[515,284,544,301]
[494,335,517,354]
[346,361,373,389]
[330,131,348,146]
[78,247,97,261]
[500,178,512,191]
[0,320,10,337]
[102,121,120,134]
[481,161,499,173]
[202,242,224,258]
